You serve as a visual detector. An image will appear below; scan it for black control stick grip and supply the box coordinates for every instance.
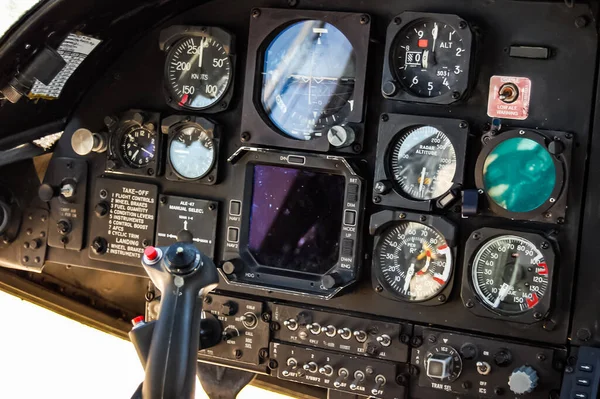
[140,243,218,399]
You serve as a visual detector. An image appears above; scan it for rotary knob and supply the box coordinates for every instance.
[508,366,539,395]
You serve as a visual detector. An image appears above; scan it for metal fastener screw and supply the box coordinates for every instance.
[399,213,406,219]
[393,17,402,25]
[541,242,549,249]
[375,285,383,293]
[438,295,446,302]
[251,9,261,18]
[473,232,481,240]
[453,91,461,99]
[419,215,426,222]
[459,121,468,129]
[261,312,271,322]
[145,291,155,302]
[459,21,468,29]
[537,353,546,362]
[533,311,543,320]
[428,335,437,343]
[241,132,251,142]
[234,349,243,359]
[373,196,382,204]
[160,197,167,205]
[466,299,474,308]
[99,189,108,199]
[359,14,370,25]
[381,114,389,122]
[208,203,216,211]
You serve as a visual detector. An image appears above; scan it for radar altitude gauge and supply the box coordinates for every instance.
[373,114,468,212]
[381,12,474,104]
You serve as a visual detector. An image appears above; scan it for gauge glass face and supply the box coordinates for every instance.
[375,222,453,302]
[390,126,457,200]
[483,137,556,213]
[262,20,356,140]
[391,19,469,98]
[120,127,156,168]
[472,235,550,315]
[169,126,215,179]
[166,36,232,110]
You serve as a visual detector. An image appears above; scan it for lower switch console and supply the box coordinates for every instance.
[270,303,411,362]
[271,342,407,399]
[411,327,566,398]
[198,294,270,367]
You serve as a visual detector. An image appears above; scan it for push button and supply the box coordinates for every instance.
[579,364,593,372]
[229,200,241,216]
[344,210,357,226]
[347,184,359,202]
[576,378,591,387]
[227,227,239,243]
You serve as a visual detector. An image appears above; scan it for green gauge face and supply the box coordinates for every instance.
[483,137,556,213]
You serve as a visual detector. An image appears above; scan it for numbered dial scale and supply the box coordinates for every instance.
[161,26,234,112]
[382,12,473,104]
[371,211,457,305]
[120,126,156,168]
[462,228,555,322]
[390,125,457,200]
[164,115,219,184]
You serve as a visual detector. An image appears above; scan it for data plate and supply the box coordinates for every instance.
[155,195,218,259]
[88,179,157,266]
[487,76,531,120]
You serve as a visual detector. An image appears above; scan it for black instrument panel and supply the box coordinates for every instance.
[1,0,599,398]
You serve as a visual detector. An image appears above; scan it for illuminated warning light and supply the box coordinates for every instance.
[438,244,448,251]
[179,94,189,106]
[536,262,549,275]
[433,277,445,285]
[526,292,540,308]
[418,39,429,48]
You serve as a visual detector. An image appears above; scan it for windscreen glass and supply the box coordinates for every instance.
[248,164,345,274]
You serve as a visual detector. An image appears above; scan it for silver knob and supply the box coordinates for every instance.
[71,128,107,156]
[320,325,337,337]
[376,334,391,347]
[337,327,352,340]
[319,365,334,376]
[283,319,298,331]
[353,330,368,343]
[307,323,321,335]
[371,375,387,396]
[350,370,366,391]
[334,368,349,388]
[303,362,318,373]
[327,125,355,148]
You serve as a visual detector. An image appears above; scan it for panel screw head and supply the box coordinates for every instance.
[576,328,592,341]
[381,114,389,122]
[473,232,481,240]
[359,14,370,25]
[375,285,383,293]
[541,242,549,249]
[459,21,468,29]
[453,91,461,100]
[466,299,474,308]
[427,335,437,343]
[438,295,446,302]
[251,8,261,18]
[537,353,546,362]
[259,348,269,359]
[268,359,278,369]
[393,17,402,25]
[533,311,543,320]
[399,213,406,219]
[575,15,589,28]
[160,197,167,205]
[208,203,216,211]
[270,321,280,331]
[241,132,251,142]
[373,195,382,204]
[234,349,243,359]
[261,312,271,322]
[459,121,468,129]
[419,215,426,222]
[145,291,155,302]
[410,336,423,347]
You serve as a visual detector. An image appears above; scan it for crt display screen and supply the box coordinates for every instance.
[248,164,345,274]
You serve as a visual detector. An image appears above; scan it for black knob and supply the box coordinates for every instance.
[94,202,109,217]
[164,244,198,275]
[382,81,398,97]
[91,237,107,254]
[494,349,513,367]
[56,220,71,235]
[460,343,478,360]
[321,273,341,289]
[38,184,56,202]
[220,301,237,316]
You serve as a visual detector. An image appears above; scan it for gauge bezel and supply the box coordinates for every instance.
[159,25,235,113]
[370,210,457,306]
[374,113,468,212]
[240,8,370,154]
[106,110,161,178]
[221,147,365,299]
[162,115,219,185]
[474,129,571,223]
[381,12,474,104]
[461,227,556,324]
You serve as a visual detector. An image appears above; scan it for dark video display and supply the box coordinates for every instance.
[248,164,345,274]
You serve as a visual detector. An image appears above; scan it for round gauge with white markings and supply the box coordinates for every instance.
[165,35,232,110]
[471,235,550,315]
[168,125,215,180]
[120,126,156,168]
[375,222,453,302]
[391,19,470,98]
[261,20,356,140]
[390,126,457,200]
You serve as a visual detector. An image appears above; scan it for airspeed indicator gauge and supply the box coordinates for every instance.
[160,26,235,112]
[382,12,473,104]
